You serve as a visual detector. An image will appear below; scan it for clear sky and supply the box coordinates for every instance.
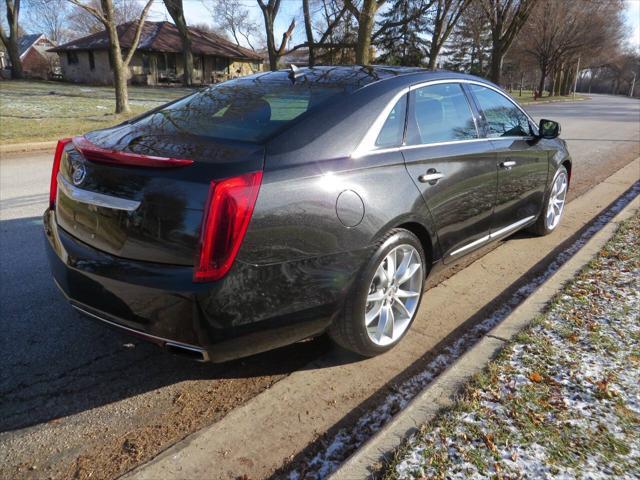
[148,0,640,52]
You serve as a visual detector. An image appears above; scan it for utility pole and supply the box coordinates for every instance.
[572,55,581,100]
[630,72,637,98]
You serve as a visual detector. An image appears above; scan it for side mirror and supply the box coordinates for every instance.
[539,119,560,139]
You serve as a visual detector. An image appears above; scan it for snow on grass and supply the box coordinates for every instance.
[389,210,640,479]
[286,184,639,480]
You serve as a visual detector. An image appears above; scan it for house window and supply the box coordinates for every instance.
[167,54,176,73]
[88,51,95,71]
[157,54,166,71]
[67,51,79,65]
[142,53,150,74]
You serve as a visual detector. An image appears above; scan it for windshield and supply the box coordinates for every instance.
[132,76,350,143]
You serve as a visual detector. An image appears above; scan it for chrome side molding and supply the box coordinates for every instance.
[57,174,141,212]
[449,215,536,257]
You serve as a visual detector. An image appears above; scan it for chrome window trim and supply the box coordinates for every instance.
[351,78,538,159]
[449,215,536,257]
[57,174,141,212]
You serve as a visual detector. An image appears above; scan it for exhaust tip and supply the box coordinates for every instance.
[165,342,209,362]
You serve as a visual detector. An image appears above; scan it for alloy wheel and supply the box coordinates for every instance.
[364,245,423,346]
[545,170,568,230]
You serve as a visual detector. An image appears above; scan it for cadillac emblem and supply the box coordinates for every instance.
[70,159,87,186]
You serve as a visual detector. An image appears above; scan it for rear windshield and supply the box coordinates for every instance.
[132,77,349,143]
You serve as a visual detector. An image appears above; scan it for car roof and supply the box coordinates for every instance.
[245,65,494,93]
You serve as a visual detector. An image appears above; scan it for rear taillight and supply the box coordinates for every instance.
[194,172,263,282]
[49,138,72,209]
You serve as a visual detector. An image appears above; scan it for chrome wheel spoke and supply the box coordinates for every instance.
[397,263,420,285]
[365,301,383,326]
[367,290,385,303]
[546,171,567,230]
[396,288,419,298]
[394,298,412,320]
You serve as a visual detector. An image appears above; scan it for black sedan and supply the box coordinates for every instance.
[44,66,571,362]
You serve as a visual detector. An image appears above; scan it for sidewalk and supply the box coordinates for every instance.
[368,212,639,478]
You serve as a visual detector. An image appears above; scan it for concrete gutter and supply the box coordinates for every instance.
[331,182,639,480]
[0,141,57,156]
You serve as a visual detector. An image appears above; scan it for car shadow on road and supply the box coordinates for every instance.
[0,216,360,433]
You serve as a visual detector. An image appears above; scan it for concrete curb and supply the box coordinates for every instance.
[0,141,57,156]
[330,189,639,480]
[519,96,589,106]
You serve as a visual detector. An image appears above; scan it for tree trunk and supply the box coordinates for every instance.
[164,0,193,86]
[489,45,503,84]
[261,8,278,71]
[1,0,24,79]
[104,18,130,113]
[355,0,377,65]
[302,0,315,66]
[538,63,547,96]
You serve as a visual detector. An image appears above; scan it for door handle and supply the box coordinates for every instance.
[500,160,517,169]
[419,170,445,184]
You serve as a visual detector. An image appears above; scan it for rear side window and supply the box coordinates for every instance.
[408,83,478,145]
[375,94,407,148]
[469,84,531,138]
[133,79,347,143]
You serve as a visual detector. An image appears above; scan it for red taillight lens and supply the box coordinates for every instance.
[49,138,72,209]
[194,172,263,282]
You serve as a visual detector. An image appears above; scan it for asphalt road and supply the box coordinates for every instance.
[1,94,639,480]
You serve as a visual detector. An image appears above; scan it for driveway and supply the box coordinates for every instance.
[1,94,638,480]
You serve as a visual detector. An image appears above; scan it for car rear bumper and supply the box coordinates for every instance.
[43,209,366,362]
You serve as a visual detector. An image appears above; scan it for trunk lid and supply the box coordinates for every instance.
[55,124,264,266]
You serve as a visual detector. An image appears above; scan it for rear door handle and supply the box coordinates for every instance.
[419,170,445,184]
[500,160,517,169]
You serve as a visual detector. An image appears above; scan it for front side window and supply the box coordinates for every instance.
[408,83,478,145]
[375,94,407,148]
[469,84,531,138]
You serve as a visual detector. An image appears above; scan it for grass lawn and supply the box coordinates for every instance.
[385,212,640,479]
[0,80,194,144]
[510,89,586,105]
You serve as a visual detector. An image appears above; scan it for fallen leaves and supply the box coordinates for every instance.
[529,372,543,383]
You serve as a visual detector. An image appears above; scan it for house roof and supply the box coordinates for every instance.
[49,21,262,62]
[19,33,45,57]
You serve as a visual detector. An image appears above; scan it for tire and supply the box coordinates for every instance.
[528,165,569,236]
[328,229,426,357]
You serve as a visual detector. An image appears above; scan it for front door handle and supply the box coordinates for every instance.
[419,169,445,184]
[500,160,517,169]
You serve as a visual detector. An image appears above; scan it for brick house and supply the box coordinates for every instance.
[48,21,263,86]
[15,33,59,78]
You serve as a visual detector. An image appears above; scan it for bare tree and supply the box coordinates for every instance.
[208,0,261,50]
[65,0,154,113]
[67,0,142,36]
[163,0,193,86]
[479,0,538,84]
[515,0,625,96]
[0,0,24,78]
[425,0,471,69]
[24,0,71,43]
[257,0,295,70]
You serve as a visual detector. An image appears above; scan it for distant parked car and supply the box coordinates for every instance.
[44,66,571,362]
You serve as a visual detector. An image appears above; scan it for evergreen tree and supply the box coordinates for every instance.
[375,0,428,66]
[441,2,491,75]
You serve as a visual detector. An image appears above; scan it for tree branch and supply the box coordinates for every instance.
[66,0,108,25]
[123,0,154,66]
